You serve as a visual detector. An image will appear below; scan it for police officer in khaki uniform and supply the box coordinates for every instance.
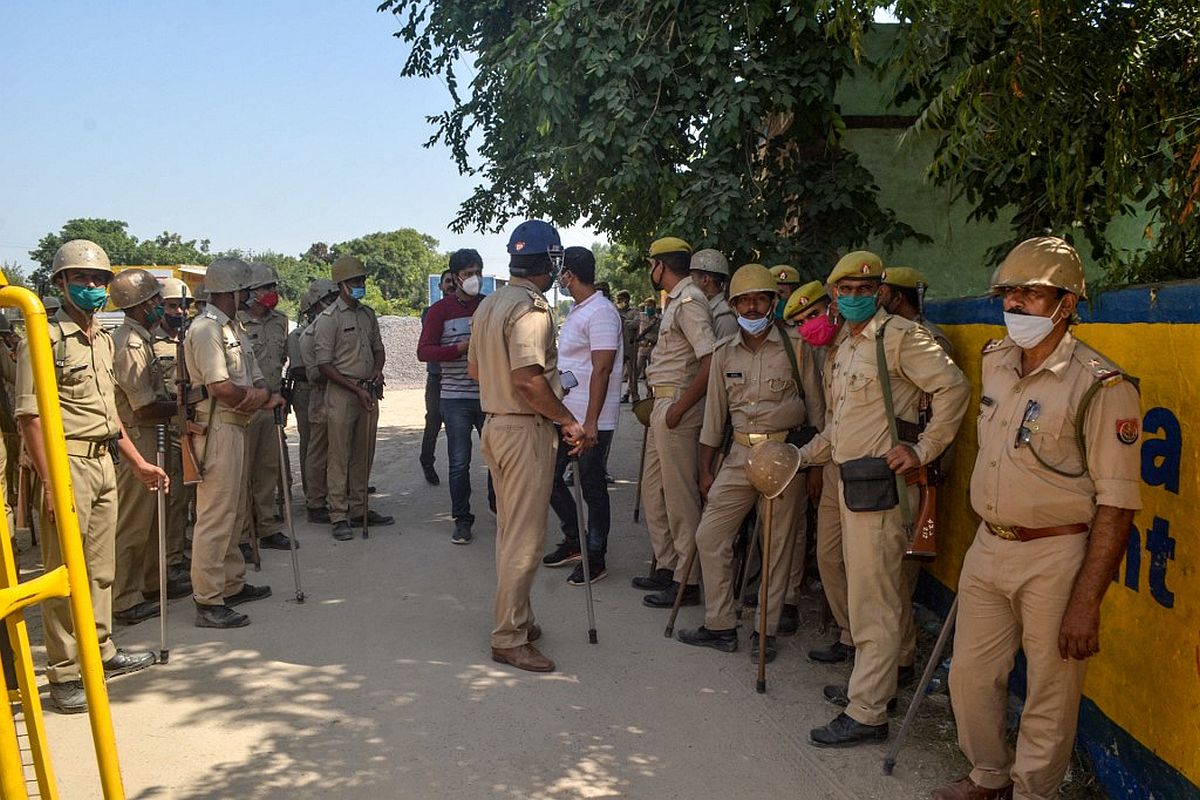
[297,280,339,521]
[311,256,391,540]
[15,241,165,713]
[770,264,801,318]
[794,251,968,746]
[0,315,19,517]
[881,266,952,353]
[157,276,193,580]
[184,257,280,629]
[933,239,1142,800]
[676,265,824,658]
[237,262,291,552]
[110,270,187,626]
[628,297,660,403]
[288,279,338,519]
[616,290,639,403]
[637,237,717,609]
[690,249,738,340]
[467,220,585,673]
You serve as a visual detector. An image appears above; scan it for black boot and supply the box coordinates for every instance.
[747,632,778,663]
[808,640,855,663]
[823,685,898,713]
[113,600,161,626]
[224,584,272,607]
[643,582,700,609]
[809,712,888,747]
[776,604,800,636]
[631,567,673,591]
[195,603,250,629]
[677,626,737,652]
[48,680,87,714]
[102,649,156,677]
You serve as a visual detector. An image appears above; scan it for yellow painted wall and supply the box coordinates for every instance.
[933,322,1200,787]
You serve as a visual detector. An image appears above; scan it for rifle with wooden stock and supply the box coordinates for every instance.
[906,280,940,559]
[176,324,205,485]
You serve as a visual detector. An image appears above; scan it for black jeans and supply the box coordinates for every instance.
[549,429,614,558]
[420,372,442,468]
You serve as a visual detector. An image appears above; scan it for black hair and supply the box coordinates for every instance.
[655,251,691,276]
[563,246,596,284]
[449,248,483,273]
[509,253,553,276]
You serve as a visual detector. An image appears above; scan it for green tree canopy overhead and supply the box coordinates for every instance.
[378,0,925,278]
[331,228,447,313]
[889,0,1199,283]
[29,218,212,288]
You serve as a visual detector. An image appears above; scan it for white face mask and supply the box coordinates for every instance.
[737,315,772,335]
[460,275,482,296]
[1003,300,1063,349]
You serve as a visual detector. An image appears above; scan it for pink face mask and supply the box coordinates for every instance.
[799,313,839,347]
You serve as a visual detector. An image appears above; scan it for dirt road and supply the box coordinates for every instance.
[29,388,967,799]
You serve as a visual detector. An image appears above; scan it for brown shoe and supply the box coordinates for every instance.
[491,643,556,673]
[931,776,1014,800]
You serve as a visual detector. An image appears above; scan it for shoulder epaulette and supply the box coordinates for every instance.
[531,296,549,312]
[981,338,1005,355]
[679,296,694,305]
[715,332,740,349]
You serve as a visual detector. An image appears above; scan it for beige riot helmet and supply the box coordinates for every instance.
[42,296,63,313]
[51,239,113,279]
[990,236,1087,299]
[159,277,190,301]
[108,269,162,310]
[204,257,252,294]
[332,255,367,283]
[691,249,730,278]
[745,440,803,499]
[246,261,280,290]
[632,398,655,428]
[728,263,777,300]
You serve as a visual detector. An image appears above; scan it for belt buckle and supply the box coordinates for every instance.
[992,525,1020,541]
[746,433,766,445]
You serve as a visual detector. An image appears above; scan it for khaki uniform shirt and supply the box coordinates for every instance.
[799,308,969,466]
[238,309,289,393]
[700,326,825,463]
[152,332,181,401]
[468,277,561,415]
[644,276,716,389]
[620,307,641,353]
[184,306,264,411]
[637,314,660,349]
[286,324,304,380]
[709,295,739,341]
[112,319,169,428]
[15,309,120,442]
[298,324,322,383]
[0,347,16,387]
[310,297,383,381]
[923,319,953,356]
[971,332,1142,528]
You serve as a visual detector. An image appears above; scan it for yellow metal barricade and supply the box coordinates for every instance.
[0,277,125,799]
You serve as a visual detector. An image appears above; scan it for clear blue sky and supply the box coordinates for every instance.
[0,1,596,277]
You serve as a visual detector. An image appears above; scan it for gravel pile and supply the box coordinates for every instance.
[379,315,428,389]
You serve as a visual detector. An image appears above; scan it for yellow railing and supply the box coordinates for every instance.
[0,276,125,799]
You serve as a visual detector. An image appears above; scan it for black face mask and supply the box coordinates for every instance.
[649,262,663,292]
[164,313,185,330]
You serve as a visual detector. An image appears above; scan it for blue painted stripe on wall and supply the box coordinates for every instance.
[914,575,1199,799]
[926,281,1200,326]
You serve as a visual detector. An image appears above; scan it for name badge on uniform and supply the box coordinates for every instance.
[344,326,356,332]
[725,371,743,378]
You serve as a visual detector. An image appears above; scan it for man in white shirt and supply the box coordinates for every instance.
[541,247,623,584]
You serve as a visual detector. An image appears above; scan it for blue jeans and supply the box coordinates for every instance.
[440,397,485,522]
[549,429,614,558]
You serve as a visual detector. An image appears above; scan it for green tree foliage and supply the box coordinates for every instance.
[378,0,924,278]
[592,241,652,299]
[331,228,446,313]
[892,0,1200,282]
[29,218,211,288]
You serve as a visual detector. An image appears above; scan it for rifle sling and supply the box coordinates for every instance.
[874,320,914,531]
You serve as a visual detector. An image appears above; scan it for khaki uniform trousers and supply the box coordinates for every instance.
[190,415,249,605]
[695,445,801,635]
[292,382,312,499]
[641,397,704,584]
[324,382,378,523]
[815,462,853,647]
[949,525,1089,800]
[816,461,919,662]
[240,410,281,542]
[841,479,918,726]
[303,384,329,511]
[114,426,167,613]
[37,452,119,682]
[480,414,557,649]
[165,432,187,569]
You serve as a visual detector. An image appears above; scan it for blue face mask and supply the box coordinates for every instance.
[67,284,109,312]
[349,286,366,301]
[737,315,772,335]
[145,304,164,325]
[837,294,877,323]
